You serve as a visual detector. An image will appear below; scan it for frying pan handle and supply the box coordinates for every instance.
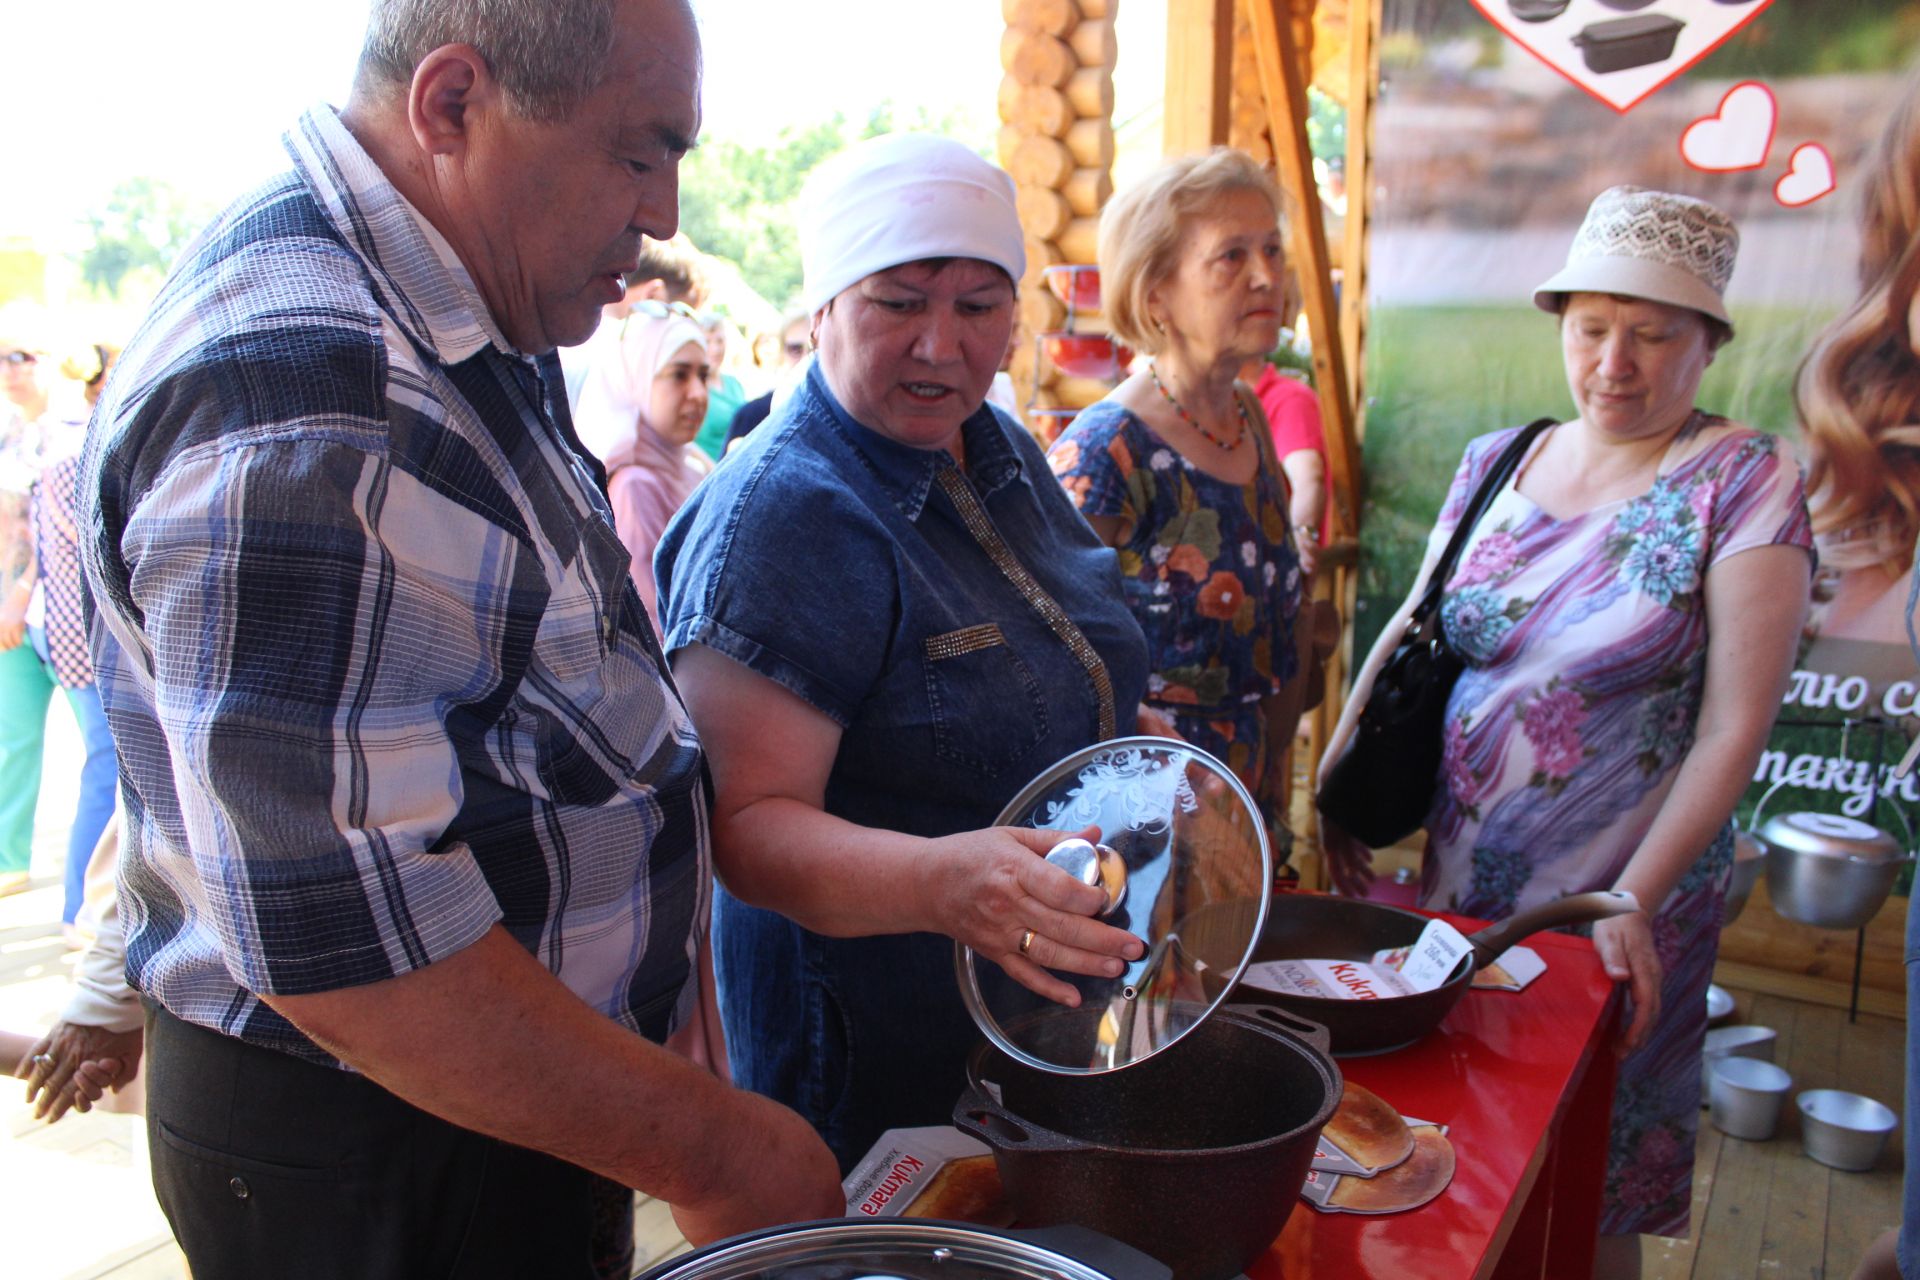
[1227,1003,1334,1056]
[1466,890,1641,968]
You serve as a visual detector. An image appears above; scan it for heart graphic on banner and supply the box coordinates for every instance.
[1775,143,1836,207]
[1469,0,1777,114]
[1680,81,1776,172]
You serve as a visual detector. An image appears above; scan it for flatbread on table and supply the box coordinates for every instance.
[1322,1081,1415,1172]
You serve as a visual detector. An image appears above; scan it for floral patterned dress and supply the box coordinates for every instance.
[1048,396,1303,836]
[1423,413,1813,1237]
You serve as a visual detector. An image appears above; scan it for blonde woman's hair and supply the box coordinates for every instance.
[1797,62,1920,574]
[1098,148,1283,356]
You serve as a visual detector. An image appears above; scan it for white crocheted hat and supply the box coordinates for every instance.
[1533,186,1739,333]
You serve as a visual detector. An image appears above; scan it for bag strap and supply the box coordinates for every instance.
[1412,418,1557,630]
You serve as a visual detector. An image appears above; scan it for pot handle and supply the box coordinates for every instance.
[951,1082,1077,1156]
[1226,1003,1334,1056]
[1465,890,1640,968]
[1009,1226,1175,1280]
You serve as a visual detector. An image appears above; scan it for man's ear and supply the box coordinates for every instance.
[408,44,490,157]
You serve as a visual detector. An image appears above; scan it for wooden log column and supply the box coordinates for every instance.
[1001,0,1121,431]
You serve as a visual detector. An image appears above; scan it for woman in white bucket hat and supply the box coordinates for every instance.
[1320,186,1815,1272]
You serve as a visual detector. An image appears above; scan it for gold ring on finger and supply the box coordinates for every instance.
[1018,928,1036,956]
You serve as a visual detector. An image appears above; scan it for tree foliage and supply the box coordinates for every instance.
[73,178,206,299]
[678,102,991,310]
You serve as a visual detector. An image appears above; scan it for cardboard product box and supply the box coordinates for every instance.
[843,1126,1012,1224]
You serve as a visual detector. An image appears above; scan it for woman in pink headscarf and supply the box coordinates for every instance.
[603,307,713,629]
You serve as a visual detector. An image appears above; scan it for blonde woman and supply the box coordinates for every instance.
[1794,62,1920,1280]
[1047,148,1316,846]
[1797,66,1920,646]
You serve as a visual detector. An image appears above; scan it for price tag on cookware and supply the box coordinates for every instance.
[1389,918,1475,993]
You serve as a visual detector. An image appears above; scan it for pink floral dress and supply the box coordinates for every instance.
[1422,413,1813,1237]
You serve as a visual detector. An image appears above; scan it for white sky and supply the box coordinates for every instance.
[1,0,1167,252]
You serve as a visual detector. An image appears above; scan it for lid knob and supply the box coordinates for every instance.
[1045,837,1127,917]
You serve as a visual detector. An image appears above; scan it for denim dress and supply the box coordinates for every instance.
[656,363,1148,1168]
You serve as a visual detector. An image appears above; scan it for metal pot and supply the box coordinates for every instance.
[635,1219,1173,1280]
[1724,831,1766,926]
[1797,1090,1898,1171]
[1709,1057,1792,1140]
[954,1005,1340,1280]
[1757,812,1914,930]
[1699,1023,1776,1104]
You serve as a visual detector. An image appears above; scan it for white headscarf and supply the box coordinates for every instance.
[574,311,705,464]
[797,134,1026,315]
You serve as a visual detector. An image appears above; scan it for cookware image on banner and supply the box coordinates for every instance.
[1470,0,1778,113]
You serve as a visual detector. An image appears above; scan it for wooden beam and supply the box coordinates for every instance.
[1163,0,1234,154]
[1247,0,1361,540]
[1338,0,1379,473]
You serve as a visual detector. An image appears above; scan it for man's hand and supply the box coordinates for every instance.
[267,927,846,1240]
[669,1088,845,1245]
[16,1021,144,1122]
[0,591,27,652]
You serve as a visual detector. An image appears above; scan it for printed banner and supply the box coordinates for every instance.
[1359,1,1920,867]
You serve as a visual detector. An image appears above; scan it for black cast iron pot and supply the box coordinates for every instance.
[953,1004,1339,1280]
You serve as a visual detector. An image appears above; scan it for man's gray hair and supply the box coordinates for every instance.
[359,0,619,121]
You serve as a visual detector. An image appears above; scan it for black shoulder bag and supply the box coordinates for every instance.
[1316,419,1554,848]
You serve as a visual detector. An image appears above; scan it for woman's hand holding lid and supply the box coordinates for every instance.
[927,824,1147,1007]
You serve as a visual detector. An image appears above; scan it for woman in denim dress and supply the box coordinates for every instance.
[656,135,1150,1169]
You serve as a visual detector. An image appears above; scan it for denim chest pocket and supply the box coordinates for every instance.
[922,623,1050,777]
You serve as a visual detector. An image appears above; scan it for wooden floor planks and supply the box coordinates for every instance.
[1649,988,1903,1280]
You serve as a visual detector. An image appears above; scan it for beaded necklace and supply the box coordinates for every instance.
[1147,362,1247,452]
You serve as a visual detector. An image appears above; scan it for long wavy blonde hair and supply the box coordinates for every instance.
[1797,63,1920,574]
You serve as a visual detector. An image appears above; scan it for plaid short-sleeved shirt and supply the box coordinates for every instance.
[81,106,711,1064]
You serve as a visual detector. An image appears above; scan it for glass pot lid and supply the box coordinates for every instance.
[955,737,1271,1075]
[642,1220,1147,1280]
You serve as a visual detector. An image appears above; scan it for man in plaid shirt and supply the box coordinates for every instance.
[70,0,840,1273]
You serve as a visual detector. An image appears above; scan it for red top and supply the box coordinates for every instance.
[1250,910,1622,1279]
[1251,366,1332,544]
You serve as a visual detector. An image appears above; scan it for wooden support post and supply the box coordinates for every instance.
[1247,0,1361,545]
[1339,0,1380,475]
[1163,0,1234,154]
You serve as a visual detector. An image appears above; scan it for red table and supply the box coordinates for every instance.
[1248,914,1623,1279]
